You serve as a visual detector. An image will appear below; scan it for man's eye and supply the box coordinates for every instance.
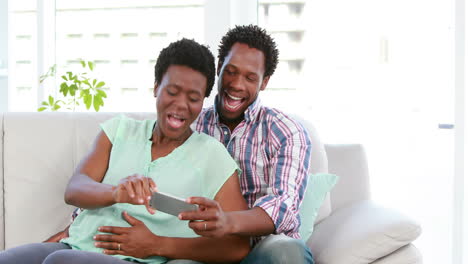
[167,90,176,95]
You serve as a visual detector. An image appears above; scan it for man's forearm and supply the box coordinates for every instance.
[156,235,250,263]
[227,207,276,237]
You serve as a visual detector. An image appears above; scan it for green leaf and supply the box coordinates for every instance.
[97,89,107,98]
[38,107,47,112]
[61,75,68,81]
[80,60,86,67]
[83,93,92,109]
[52,104,61,111]
[67,72,73,80]
[41,101,49,106]
[48,95,54,105]
[96,81,105,89]
[92,79,97,87]
[88,61,95,71]
[93,95,102,111]
[69,84,78,96]
[60,82,69,96]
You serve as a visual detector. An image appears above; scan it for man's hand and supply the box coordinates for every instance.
[94,211,160,259]
[113,174,157,214]
[178,197,233,238]
[43,225,70,242]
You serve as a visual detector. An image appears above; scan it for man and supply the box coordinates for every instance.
[181,24,314,263]
[48,25,313,264]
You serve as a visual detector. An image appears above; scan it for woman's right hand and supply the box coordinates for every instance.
[112,174,157,214]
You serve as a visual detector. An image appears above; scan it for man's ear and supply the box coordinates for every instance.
[260,76,270,91]
[153,82,159,97]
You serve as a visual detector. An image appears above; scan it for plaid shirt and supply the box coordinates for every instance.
[193,97,312,239]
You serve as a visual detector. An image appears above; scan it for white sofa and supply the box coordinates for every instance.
[0,112,422,263]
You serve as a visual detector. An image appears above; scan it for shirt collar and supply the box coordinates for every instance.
[213,95,262,124]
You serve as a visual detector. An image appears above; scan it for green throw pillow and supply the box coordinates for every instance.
[299,173,339,241]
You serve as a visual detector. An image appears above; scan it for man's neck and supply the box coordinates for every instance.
[220,116,243,132]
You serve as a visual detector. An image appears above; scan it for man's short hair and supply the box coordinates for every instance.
[218,24,279,78]
[154,38,215,97]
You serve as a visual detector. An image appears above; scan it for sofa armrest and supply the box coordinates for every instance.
[307,200,421,264]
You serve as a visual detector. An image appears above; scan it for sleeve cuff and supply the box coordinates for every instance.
[254,195,300,238]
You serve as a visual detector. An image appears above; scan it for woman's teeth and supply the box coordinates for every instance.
[167,114,185,128]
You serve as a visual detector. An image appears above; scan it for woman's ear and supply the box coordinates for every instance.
[153,82,159,98]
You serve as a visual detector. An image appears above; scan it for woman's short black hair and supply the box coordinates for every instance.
[218,24,279,78]
[154,38,215,97]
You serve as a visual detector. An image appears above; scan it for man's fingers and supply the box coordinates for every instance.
[188,221,213,232]
[186,196,219,207]
[179,210,218,221]
[98,226,128,234]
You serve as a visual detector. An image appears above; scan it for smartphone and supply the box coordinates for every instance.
[149,192,198,217]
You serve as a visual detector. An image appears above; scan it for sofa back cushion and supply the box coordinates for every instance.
[324,144,371,211]
[3,112,154,248]
[4,113,75,248]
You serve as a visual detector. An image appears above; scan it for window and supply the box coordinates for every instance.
[8,0,205,112]
[258,0,456,262]
[8,0,37,111]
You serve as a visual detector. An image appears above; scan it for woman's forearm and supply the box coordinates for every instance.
[64,173,116,209]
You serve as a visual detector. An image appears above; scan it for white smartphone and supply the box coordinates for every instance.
[149,192,198,217]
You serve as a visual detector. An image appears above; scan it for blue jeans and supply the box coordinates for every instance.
[240,235,314,264]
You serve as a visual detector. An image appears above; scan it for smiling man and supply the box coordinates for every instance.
[181,25,314,264]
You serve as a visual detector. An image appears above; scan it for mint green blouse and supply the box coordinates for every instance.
[61,115,240,263]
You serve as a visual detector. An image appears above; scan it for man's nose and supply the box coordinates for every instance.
[230,75,244,91]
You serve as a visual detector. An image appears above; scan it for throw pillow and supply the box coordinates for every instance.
[299,173,339,241]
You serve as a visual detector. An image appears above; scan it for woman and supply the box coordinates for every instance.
[0,39,249,264]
